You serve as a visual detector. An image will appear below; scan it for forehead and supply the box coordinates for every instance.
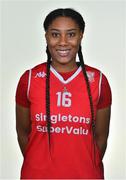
[48,17,80,30]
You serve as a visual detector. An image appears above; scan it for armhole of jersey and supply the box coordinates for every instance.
[27,69,32,100]
[98,71,102,102]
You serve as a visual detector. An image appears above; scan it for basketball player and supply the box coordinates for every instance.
[16,8,112,179]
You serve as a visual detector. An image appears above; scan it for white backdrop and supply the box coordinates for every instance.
[1,0,126,179]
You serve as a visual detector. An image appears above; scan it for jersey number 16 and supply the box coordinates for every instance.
[56,92,72,107]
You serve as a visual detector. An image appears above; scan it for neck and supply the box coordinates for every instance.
[51,61,78,73]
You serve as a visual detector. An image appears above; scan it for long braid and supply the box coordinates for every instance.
[78,45,95,136]
[78,45,96,165]
[46,46,51,146]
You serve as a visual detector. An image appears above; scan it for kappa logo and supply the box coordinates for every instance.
[35,71,47,78]
[87,71,95,82]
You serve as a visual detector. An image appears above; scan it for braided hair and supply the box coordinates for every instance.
[45,46,51,146]
[43,8,95,147]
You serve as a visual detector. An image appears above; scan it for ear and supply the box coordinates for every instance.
[79,33,83,45]
[80,31,83,40]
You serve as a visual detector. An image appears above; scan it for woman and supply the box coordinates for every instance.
[16,8,112,179]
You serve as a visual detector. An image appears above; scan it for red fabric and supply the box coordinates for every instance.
[97,73,112,109]
[16,66,112,109]
[16,70,30,107]
[59,70,112,109]
[58,68,78,80]
[19,63,104,179]
[15,63,112,179]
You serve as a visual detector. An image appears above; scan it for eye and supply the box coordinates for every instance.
[67,32,76,38]
[51,32,60,38]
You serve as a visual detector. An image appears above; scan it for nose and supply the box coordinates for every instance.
[59,34,68,46]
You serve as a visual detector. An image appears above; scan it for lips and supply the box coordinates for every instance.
[56,49,70,57]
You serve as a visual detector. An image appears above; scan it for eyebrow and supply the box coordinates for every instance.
[50,28,77,32]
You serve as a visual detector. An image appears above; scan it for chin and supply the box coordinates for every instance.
[57,57,72,65]
[58,60,71,65]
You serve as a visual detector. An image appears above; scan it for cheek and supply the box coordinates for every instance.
[47,38,58,48]
[70,38,81,46]
[48,42,56,48]
[70,40,81,51]
[47,42,57,56]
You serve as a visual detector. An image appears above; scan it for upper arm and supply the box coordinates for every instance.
[95,106,111,140]
[16,104,31,135]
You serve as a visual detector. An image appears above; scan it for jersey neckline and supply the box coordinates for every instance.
[50,65,82,84]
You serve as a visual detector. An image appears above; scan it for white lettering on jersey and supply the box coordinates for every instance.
[35,71,46,78]
[36,125,89,135]
[56,92,72,107]
[35,113,91,124]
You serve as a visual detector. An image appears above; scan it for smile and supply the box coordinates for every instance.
[56,49,70,57]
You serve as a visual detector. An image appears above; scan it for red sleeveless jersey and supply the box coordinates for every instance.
[16,62,111,179]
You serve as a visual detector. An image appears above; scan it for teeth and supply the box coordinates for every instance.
[56,49,70,57]
[58,50,69,52]
[57,50,70,54]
